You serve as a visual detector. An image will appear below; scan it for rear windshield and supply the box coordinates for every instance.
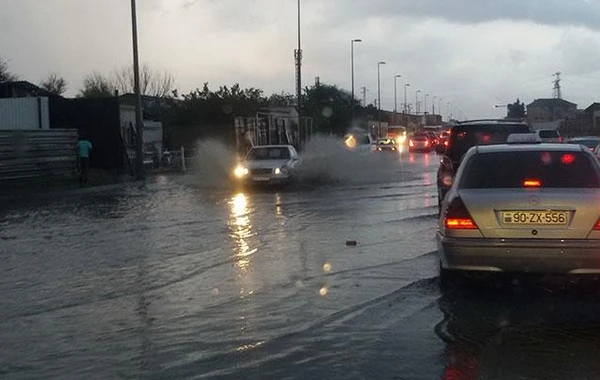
[446,124,530,163]
[247,147,290,160]
[538,130,559,138]
[413,134,429,141]
[459,151,600,188]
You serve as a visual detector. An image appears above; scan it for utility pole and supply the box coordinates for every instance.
[394,74,401,124]
[131,0,144,180]
[295,0,303,144]
[432,95,436,115]
[377,61,386,136]
[361,86,367,106]
[553,72,562,99]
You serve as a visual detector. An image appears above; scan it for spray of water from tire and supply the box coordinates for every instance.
[190,136,407,189]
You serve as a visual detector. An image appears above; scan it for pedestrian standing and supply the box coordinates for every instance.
[76,134,92,185]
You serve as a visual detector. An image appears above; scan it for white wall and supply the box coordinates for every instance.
[0,97,49,130]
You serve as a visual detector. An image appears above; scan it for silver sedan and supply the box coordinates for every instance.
[437,142,600,280]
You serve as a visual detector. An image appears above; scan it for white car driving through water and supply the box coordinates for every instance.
[233,145,300,185]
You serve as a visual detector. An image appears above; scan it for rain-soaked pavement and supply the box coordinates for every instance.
[2,138,600,379]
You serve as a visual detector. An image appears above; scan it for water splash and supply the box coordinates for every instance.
[295,135,405,185]
[189,136,408,189]
[192,139,237,188]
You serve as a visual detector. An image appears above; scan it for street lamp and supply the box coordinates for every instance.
[424,93,429,115]
[415,90,421,115]
[403,83,410,114]
[438,97,442,119]
[351,38,362,122]
[394,74,401,124]
[432,95,436,115]
[377,61,386,134]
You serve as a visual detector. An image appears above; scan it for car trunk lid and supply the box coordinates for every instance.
[458,189,600,239]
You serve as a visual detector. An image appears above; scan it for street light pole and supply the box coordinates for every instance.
[415,90,421,115]
[394,74,401,124]
[403,83,410,126]
[377,61,386,136]
[424,93,429,114]
[438,97,442,120]
[130,0,144,180]
[351,39,362,123]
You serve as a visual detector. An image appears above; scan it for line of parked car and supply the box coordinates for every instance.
[435,119,600,287]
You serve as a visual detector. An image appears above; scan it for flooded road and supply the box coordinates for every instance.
[2,144,600,379]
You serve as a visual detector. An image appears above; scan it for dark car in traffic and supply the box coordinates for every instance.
[436,119,531,212]
[409,132,434,153]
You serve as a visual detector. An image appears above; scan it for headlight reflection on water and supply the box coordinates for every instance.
[229,193,257,276]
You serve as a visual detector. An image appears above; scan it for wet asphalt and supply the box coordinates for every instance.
[2,143,600,380]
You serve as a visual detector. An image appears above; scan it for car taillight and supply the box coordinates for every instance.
[523,179,541,188]
[444,197,477,230]
[409,140,415,147]
[424,140,429,146]
[594,218,600,230]
[558,136,563,143]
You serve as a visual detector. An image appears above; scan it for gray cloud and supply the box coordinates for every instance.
[323,0,600,30]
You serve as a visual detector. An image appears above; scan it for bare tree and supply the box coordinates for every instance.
[0,57,18,83]
[40,72,67,95]
[112,64,175,98]
[78,71,115,98]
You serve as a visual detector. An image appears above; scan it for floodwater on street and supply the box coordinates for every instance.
[3,138,600,379]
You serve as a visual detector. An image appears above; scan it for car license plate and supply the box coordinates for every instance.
[253,176,270,182]
[501,211,568,225]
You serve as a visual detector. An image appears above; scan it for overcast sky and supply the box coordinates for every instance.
[2,0,600,119]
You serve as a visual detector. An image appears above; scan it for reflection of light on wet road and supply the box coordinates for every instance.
[228,192,257,281]
[424,153,430,167]
[236,341,265,352]
[319,286,328,296]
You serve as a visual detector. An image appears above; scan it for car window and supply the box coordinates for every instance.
[446,124,530,163]
[247,147,290,160]
[538,130,559,138]
[459,151,600,188]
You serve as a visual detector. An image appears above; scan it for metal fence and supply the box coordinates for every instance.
[0,129,77,185]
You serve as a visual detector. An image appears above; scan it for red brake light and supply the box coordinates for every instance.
[523,179,541,188]
[444,197,477,230]
[594,218,600,230]
[424,140,429,146]
[561,154,575,165]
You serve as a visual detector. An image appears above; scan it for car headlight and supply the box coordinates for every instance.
[274,166,289,175]
[234,165,249,178]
